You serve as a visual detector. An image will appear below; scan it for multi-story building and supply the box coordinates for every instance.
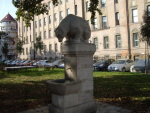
[0,13,18,60]
[18,0,150,60]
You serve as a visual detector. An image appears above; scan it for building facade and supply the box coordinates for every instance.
[0,13,18,60]
[18,0,150,60]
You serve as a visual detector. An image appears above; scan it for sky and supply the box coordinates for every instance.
[0,0,17,20]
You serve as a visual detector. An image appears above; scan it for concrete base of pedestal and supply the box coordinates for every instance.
[49,101,97,113]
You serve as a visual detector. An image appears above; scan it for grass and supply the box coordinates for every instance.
[0,68,150,113]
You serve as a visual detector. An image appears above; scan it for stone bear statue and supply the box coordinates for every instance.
[55,14,91,43]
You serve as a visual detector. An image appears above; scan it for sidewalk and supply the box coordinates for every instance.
[17,102,132,113]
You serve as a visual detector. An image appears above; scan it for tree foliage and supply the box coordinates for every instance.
[140,10,150,43]
[12,0,48,26]
[34,36,44,53]
[88,0,102,24]
[0,31,8,36]
[16,39,24,54]
[2,43,9,59]
[12,0,101,25]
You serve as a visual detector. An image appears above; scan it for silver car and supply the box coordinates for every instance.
[108,59,134,72]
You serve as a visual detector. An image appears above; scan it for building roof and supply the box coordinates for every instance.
[1,13,16,22]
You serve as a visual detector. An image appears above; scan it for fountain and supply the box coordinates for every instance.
[46,14,96,113]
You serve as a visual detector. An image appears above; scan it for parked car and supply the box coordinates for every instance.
[16,60,25,66]
[37,60,52,67]
[22,60,33,66]
[52,60,64,68]
[44,61,53,67]
[131,59,150,73]
[58,61,65,69]
[93,60,114,71]
[108,59,134,72]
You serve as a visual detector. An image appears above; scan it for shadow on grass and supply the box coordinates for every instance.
[0,81,52,113]
[93,74,150,113]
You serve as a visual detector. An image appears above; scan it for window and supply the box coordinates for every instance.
[94,18,98,29]
[66,8,70,15]
[55,43,57,52]
[147,5,150,16]
[23,48,24,55]
[93,37,98,49]
[39,31,41,37]
[104,36,109,49]
[49,16,51,24]
[116,35,121,48]
[60,0,62,4]
[133,33,139,47]
[35,32,37,38]
[44,17,46,25]
[30,35,31,42]
[75,5,77,15]
[26,48,28,55]
[35,21,37,28]
[134,55,139,61]
[132,9,138,23]
[86,1,89,12]
[49,44,52,51]
[101,0,106,7]
[44,45,46,53]
[102,16,107,28]
[60,11,63,20]
[48,2,51,9]
[54,13,57,22]
[115,12,119,25]
[44,31,46,39]
[39,19,41,27]
[49,29,52,38]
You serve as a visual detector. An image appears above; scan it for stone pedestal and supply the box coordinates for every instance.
[46,42,96,113]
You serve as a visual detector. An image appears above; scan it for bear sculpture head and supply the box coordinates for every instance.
[55,28,64,42]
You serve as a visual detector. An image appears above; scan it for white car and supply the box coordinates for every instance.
[36,60,52,67]
[108,59,134,72]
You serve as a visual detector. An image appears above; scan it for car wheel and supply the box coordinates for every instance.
[122,68,126,72]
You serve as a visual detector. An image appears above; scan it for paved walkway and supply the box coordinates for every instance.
[17,102,132,113]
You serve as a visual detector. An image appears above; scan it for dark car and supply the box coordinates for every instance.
[134,59,150,73]
[93,60,113,71]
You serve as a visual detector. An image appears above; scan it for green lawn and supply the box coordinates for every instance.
[0,68,150,113]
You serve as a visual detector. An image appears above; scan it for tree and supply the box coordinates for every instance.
[0,31,15,59]
[34,36,44,54]
[12,0,48,27]
[0,31,8,36]
[12,0,101,26]
[16,39,24,54]
[140,10,150,73]
[2,42,9,59]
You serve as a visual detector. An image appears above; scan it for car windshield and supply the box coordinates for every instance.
[113,60,126,64]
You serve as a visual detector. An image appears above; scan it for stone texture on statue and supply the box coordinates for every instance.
[55,14,91,43]
[46,14,96,113]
